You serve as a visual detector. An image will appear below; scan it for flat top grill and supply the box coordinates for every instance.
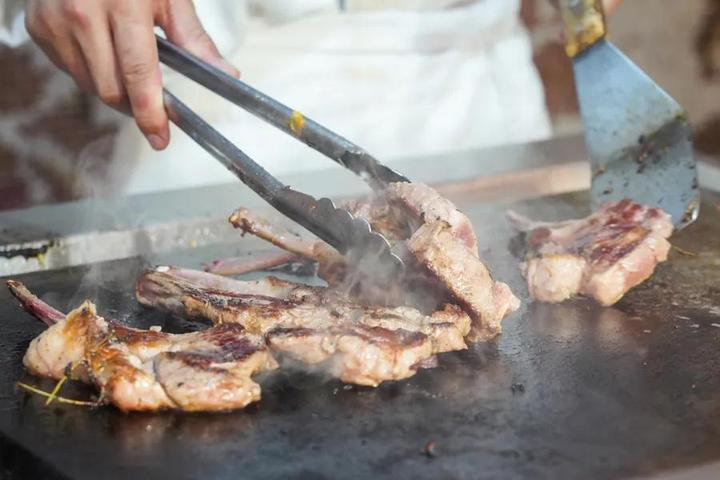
[2,187,720,480]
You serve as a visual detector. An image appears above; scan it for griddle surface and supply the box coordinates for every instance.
[2,193,720,479]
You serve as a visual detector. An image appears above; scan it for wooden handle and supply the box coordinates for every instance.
[559,0,607,57]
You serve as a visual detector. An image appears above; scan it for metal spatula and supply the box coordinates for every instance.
[560,0,699,228]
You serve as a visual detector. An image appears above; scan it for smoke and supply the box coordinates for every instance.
[62,132,139,317]
[67,133,122,199]
[327,194,449,314]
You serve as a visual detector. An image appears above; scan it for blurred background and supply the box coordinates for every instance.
[0,0,718,211]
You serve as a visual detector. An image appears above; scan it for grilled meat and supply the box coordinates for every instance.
[229,207,346,283]
[203,250,303,276]
[375,183,521,337]
[138,266,471,353]
[9,280,65,326]
[265,323,432,386]
[229,207,329,261]
[229,182,519,340]
[407,221,520,341]
[10,182,519,410]
[343,182,478,250]
[9,280,278,412]
[382,182,479,252]
[507,200,674,306]
[136,266,322,332]
[136,267,471,386]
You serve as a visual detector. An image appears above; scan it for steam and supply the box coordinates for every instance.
[63,133,135,316]
[68,134,123,198]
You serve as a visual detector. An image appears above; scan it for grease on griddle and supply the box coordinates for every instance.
[682,199,700,225]
[0,239,55,260]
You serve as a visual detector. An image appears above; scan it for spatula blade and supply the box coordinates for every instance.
[573,39,699,228]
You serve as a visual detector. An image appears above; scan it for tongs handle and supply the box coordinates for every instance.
[156,35,408,190]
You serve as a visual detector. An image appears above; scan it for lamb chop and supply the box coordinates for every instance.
[203,250,304,276]
[230,182,520,341]
[347,183,519,341]
[229,207,346,284]
[8,280,278,412]
[507,200,674,306]
[10,183,516,409]
[379,182,480,251]
[136,266,471,386]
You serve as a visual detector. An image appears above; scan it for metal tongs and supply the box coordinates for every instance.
[156,36,407,281]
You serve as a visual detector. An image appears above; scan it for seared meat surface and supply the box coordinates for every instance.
[382,182,479,251]
[11,182,519,411]
[230,182,519,340]
[407,221,519,341]
[347,183,519,336]
[229,208,327,261]
[265,324,432,386]
[508,200,673,306]
[9,280,277,412]
[137,266,471,386]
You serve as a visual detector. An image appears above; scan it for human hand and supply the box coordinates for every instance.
[25,0,239,150]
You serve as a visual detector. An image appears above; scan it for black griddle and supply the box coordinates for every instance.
[2,191,720,479]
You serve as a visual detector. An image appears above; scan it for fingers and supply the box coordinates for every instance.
[26,0,236,151]
[25,0,93,92]
[38,35,94,93]
[70,1,126,110]
[159,0,239,77]
[110,0,169,150]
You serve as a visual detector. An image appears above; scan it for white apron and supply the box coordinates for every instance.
[1,0,552,195]
[118,0,551,194]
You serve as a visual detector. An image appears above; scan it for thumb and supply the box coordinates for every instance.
[158,0,240,77]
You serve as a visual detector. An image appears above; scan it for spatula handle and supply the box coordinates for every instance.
[559,0,607,57]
